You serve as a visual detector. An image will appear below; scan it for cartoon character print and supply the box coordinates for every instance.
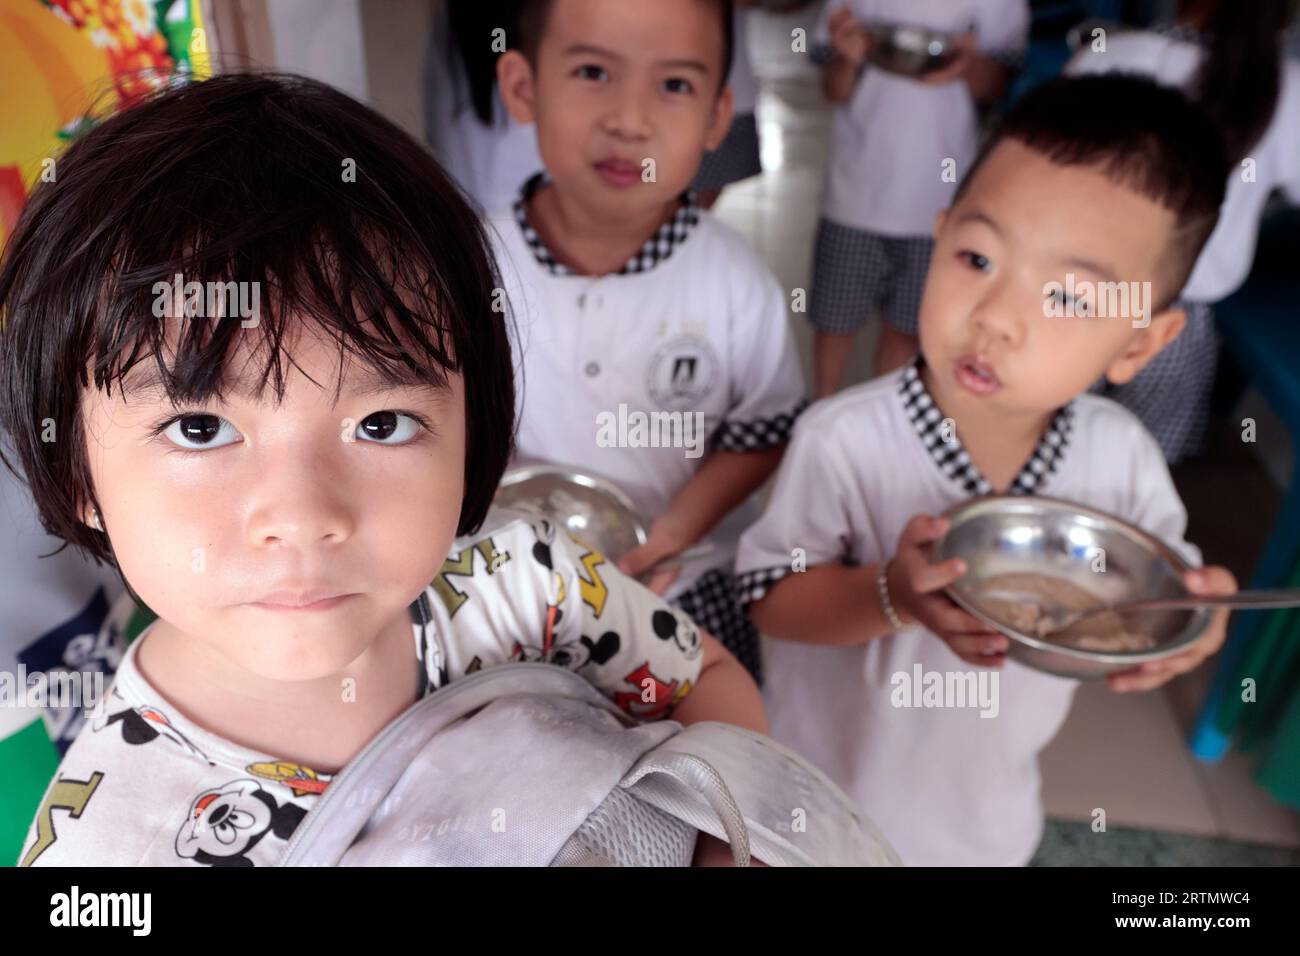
[92,686,213,765]
[615,663,694,719]
[651,607,703,660]
[509,516,624,675]
[247,761,330,797]
[410,587,449,692]
[613,607,701,718]
[175,778,306,867]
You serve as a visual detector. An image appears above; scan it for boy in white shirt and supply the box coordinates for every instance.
[810,0,1030,397]
[491,0,806,684]
[737,74,1239,866]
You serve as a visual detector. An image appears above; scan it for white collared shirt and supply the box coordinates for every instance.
[488,180,807,598]
[813,0,1030,236]
[736,362,1200,866]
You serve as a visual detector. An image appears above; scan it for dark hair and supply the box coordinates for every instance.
[955,73,1229,308]
[1181,0,1293,164]
[0,72,516,572]
[447,0,527,126]
[516,0,735,90]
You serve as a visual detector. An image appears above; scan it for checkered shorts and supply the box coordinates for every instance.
[673,567,762,686]
[809,219,933,335]
[1090,301,1218,465]
[692,112,763,193]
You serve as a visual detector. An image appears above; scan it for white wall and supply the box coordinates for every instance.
[265,0,369,102]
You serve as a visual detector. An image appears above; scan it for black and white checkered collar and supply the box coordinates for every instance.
[512,172,701,277]
[898,357,1074,497]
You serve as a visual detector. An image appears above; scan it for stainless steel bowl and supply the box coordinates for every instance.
[932,496,1212,679]
[864,21,958,77]
[491,464,647,562]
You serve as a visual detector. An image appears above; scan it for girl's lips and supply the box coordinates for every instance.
[593,158,642,188]
[246,593,357,613]
[954,356,1001,396]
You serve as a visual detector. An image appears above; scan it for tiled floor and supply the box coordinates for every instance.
[721,10,1300,856]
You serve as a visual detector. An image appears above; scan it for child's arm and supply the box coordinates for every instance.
[751,514,1006,663]
[618,447,784,594]
[750,562,892,646]
[821,6,872,104]
[670,630,767,734]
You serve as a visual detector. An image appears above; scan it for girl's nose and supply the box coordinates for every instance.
[245,462,356,551]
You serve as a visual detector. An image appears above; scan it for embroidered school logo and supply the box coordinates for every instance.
[645,334,719,410]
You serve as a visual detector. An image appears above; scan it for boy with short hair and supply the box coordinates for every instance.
[491,0,806,684]
[737,74,1239,866]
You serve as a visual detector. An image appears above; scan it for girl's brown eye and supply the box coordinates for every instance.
[179,415,221,443]
[162,413,240,450]
[356,411,421,444]
[361,411,397,440]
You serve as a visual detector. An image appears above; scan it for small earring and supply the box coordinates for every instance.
[90,507,103,532]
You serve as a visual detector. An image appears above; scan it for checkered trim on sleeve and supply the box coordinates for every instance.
[899,357,1073,496]
[512,172,700,276]
[715,399,808,452]
[734,565,792,607]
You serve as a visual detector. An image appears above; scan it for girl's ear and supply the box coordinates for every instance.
[497,50,539,125]
[702,84,736,153]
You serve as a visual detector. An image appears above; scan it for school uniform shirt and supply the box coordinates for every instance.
[734,359,1201,867]
[1066,29,1300,303]
[487,174,807,604]
[18,515,705,866]
[813,0,1030,237]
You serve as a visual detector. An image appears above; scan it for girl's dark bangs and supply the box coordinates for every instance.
[97,214,460,410]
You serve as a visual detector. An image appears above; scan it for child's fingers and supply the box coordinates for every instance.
[1108,649,1207,692]
[898,514,950,549]
[1107,666,1173,693]
[952,647,1007,668]
[909,556,967,594]
[642,565,682,597]
[946,633,1010,657]
[616,545,651,578]
[929,601,998,636]
[1183,566,1237,597]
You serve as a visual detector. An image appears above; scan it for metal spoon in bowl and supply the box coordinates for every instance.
[1036,588,1300,638]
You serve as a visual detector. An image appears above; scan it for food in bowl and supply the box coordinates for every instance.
[972,572,1158,654]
